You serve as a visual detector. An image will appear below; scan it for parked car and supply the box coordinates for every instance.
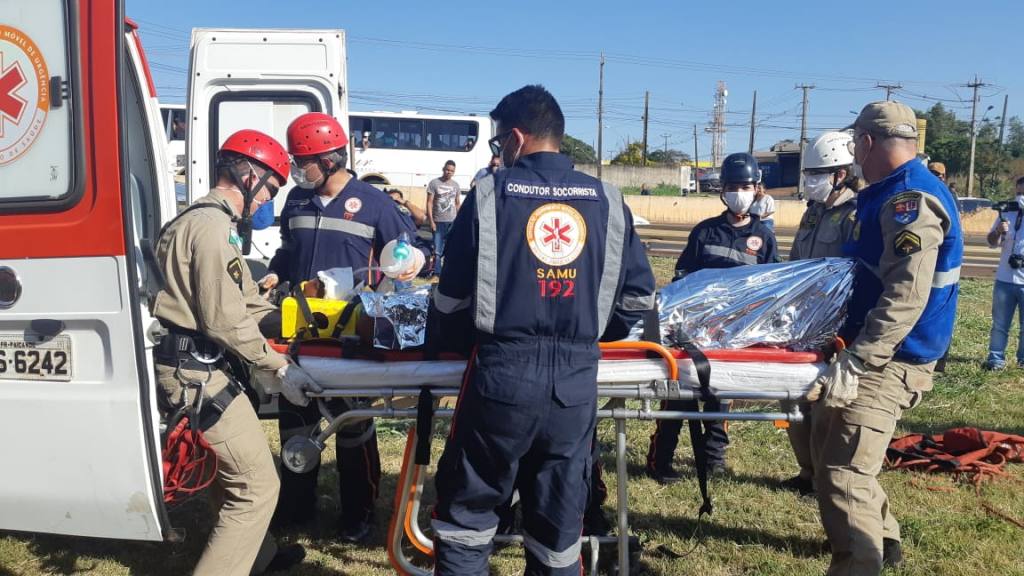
[698,171,721,194]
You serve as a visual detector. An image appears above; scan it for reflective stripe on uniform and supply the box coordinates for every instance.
[522,532,582,569]
[475,176,499,333]
[434,289,472,313]
[597,183,626,328]
[431,518,497,548]
[932,266,961,288]
[621,293,655,311]
[703,245,759,265]
[860,260,962,289]
[289,215,376,239]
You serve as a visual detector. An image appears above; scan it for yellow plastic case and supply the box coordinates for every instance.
[281,283,359,339]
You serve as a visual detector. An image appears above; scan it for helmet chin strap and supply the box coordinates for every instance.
[228,162,275,256]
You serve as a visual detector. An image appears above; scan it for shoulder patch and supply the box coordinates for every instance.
[893,230,922,257]
[226,257,244,287]
[890,192,921,225]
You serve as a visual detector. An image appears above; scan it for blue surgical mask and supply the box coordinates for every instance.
[251,201,276,230]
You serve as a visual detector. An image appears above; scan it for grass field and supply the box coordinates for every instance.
[2,258,1023,575]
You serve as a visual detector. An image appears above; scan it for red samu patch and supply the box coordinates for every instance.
[746,236,763,251]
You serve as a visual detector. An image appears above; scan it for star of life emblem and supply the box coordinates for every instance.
[526,203,587,267]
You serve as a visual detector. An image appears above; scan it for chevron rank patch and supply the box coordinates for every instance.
[893,230,922,256]
[891,192,921,225]
[227,257,244,287]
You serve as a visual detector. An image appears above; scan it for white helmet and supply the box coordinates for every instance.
[803,131,854,171]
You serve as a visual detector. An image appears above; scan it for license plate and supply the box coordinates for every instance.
[0,334,73,382]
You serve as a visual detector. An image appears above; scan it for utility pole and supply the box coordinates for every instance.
[707,81,728,168]
[597,53,604,179]
[661,132,671,156]
[641,90,650,165]
[693,124,700,195]
[796,84,815,198]
[748,90,757,154]
[999,94,1010,146]
[966,75,988,197]
[876,82,902,101]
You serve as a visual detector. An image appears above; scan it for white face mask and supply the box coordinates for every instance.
[723,190,755,215]
[291,160,324,190]
[1016,195,1024,211]
[804,173,833,203]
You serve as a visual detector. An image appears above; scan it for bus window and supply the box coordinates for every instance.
[169,109,187,141]
[350,116,371,148]
[372,118,399,149]
[425,120,479,152]
[398,119,423,149]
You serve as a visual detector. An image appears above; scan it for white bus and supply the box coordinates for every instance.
[349,111,494,190]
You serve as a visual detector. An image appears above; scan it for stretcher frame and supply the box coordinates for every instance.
[282,341,819,575]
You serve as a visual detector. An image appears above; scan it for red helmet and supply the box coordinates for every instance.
[219,129,290,183]
[287,112,349,156]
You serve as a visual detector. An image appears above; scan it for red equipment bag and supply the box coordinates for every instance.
[887,427,1024,486]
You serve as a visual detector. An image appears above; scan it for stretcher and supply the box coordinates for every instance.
[270,340,826,575]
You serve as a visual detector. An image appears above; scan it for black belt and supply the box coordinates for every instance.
[153,330,226,372]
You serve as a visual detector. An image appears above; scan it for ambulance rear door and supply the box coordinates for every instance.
[0,0,169,540]
[187,28,348,266]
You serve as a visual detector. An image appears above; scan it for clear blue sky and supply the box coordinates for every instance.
[127,0,1019,163]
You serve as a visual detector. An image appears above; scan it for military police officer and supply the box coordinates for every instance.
[430,85,655,575]
[261,112,426,542]
[809,101,963,574]
[152,130,315,575]
[646,152,778,484]
[782,130,862,496]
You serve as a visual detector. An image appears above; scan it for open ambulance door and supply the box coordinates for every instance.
[187,28,348,267]
[0,0,171,540]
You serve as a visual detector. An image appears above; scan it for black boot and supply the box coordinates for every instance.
[882,538,903,568]
[264,543,305,573]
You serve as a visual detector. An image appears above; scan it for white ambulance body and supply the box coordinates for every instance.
[0,1,347,543]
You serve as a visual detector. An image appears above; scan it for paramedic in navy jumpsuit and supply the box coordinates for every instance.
[260,112,427,542]
[431,85,656,575]
[646,152,778,484]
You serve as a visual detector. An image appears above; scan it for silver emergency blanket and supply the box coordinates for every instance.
[632,257,856,351]
[359,286,431,350]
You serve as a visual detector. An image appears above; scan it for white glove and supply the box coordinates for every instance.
[277,363,323,407]
[807,350,866,407]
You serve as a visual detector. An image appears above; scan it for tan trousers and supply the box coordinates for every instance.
[158,365,280,576]
[810,360,929,576]
[784,402,814,481]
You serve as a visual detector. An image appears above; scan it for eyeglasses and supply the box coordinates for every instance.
[488,131,514,157]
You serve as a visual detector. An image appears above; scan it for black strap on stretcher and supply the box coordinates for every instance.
[412,293,447,466]
[641,306,714,518]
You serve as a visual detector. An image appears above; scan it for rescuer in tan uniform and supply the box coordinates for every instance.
[808,102,963,575]
[152,130,318,576]
[781,131,861,496]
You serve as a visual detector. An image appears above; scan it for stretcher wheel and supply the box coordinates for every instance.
[281,436,321,473]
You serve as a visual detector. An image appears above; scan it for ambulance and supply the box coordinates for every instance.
[0,0,347,542]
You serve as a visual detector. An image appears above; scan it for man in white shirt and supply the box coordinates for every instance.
[750,183,776,230]
[984,175,1024,370]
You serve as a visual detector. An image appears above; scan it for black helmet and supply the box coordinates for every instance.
[720,152,761,185]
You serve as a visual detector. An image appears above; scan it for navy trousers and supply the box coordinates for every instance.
[433,342,597,575]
